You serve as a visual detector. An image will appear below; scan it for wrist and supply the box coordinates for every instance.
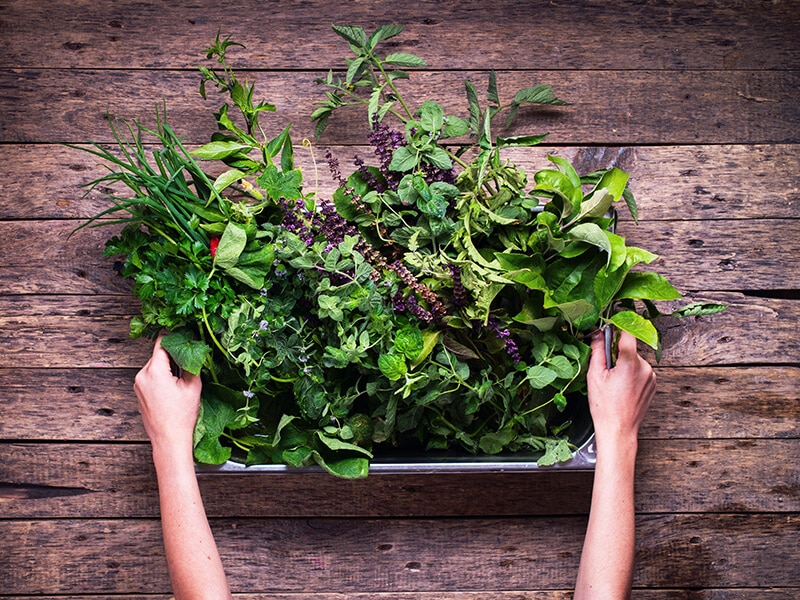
[150,438,196,473]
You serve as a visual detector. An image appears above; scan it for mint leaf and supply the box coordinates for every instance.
[609,310,659,349]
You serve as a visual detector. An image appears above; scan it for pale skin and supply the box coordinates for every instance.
[134,329,654,599]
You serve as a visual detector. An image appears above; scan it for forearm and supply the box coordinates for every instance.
[152,446,232,600]
[574,435,638,600]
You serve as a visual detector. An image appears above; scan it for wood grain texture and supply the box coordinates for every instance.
[3,144,799,222]
[3,0,798,70]
[2,69,798,145]
[0,515,797,594]
[1,440,795,518]
[1,365,796,442]
[5,593,799,600]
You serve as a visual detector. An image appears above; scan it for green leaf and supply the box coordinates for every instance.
[616,272,682,301]
[425,147,452,170]
[478,427,515,454]
[214,222,248,269]
[378,353,408,381]
[368,24,405,49]
[496,134,548,149]
[526,365,558,389]
[566,223,612,260]
[346,56,366,85]
[575,188,614,221]
[487,70,499,105]
[389,145,417,172]
[537,437,572,466]
[394,326,424,360]
[191,141,252,160]
[384,52,426,67]
[512,84,569,107]
[313,453,370,479]
[160,331,210,376]
[443,115,470,138]
[315,432,373,458]
[212,169,245,194]
[256,165,302,202]
[593,167,630,202]
[418,100,444,133]
[331,24,367,48]
[547,155,582,191]
[609,310,659,349]
[465,80,481,136]
[670,302,728,318]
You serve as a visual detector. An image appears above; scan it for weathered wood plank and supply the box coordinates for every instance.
[2,219,798,295]
[1,440,795,518]
[2,69,798,145]
[3,0,798,71]
[3,143,799,222]
[3,592,798,600]
[1,365,796,442]
[0,293,795,367]
[0,515,796,593]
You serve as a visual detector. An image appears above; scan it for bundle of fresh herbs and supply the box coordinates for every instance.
[75,26,724,477]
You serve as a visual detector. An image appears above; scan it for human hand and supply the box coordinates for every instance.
[586,329,656,448]
[134,335,202,459]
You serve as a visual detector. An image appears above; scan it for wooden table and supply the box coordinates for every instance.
[1,1,798,597]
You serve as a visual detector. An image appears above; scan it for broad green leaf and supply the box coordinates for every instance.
[313,453,370,479]
[566,223,612,258]
[546,298,597,326]
[547,155,582,190]
[478,427,515,454]
[616,272,682,301]
[465,80,481,136]
[575,188,614,221]
[418,100,444,133]
[443,115,470,138]
[425,147,452,170]
[547,355,577,379]
[224,265,264,289]
[212,169,245,194]
[378,353,408,381]
[161,331,210,376]
[384,52,426,67]
[609,310,659,349]
[593,167,630,202]
[606,231,628,271]
[389,145,417,172]
[191,141,252,160]
[526,365,558,389]
[214,222,248,269]
[625,246,659,267]
[193,393,236,464]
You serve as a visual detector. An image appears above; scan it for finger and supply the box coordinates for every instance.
[180,370,202,391]
[148,334,174,375]
[616,330,639,363]
[587,329,608,374]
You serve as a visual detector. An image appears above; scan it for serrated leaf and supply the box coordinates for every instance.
[487,70,499,105]
[367,24,405,49]
[512,84,569,106]
[496,134,548,149]
[378,353,407,381]
[384,52,426,67]
[331,24,367,48]
[465,80,481,136]
[389,145,417,172]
